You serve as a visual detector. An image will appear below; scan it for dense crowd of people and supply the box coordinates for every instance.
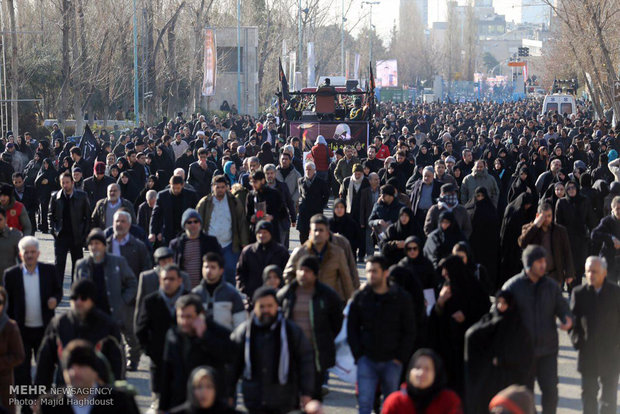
[0,99,617,414]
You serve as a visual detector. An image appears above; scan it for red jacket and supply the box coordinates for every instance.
[376,144,391,160]
[311,144,333,172]
[382,387,462,414]
[5,201,24,232]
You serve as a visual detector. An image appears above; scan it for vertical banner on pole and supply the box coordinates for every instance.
[202,28,217,96]
[307,42,316,88]
[345,51,350,80]
[289,51,297,90]
[354,53,360,80]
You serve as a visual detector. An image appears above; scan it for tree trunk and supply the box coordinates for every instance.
[6,0,18,137]
[69,0,84,135]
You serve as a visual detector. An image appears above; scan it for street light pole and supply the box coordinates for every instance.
[237,0,242,114]
[132,0,139,124]
[298,0,303,74]
[341,0,345,76]
[362,1,379,69]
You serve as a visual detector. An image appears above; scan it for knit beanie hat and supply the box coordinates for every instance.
[489,385,535,414]
[86,228,106,245]
[255,220,273,235]
[522,244,547,270]
[181,208,202,228]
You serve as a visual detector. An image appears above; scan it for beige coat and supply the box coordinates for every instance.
[284,240,355,300]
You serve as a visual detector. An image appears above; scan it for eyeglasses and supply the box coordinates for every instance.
[70,295,88,301]
[406,246,419,252]
[186,220,200,225]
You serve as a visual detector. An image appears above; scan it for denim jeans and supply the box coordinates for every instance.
[357,356,402,414]
[222,243,240,285]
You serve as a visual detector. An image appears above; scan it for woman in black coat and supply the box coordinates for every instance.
[117,171,141,205]
[389,264,427,351]
[34,158,59,233]
[398,236,439,290]
[429,255,490,397]
[491,158,511,217]
[466,186,500,292]
[464,290,533,414]
[381,207,417,266]
[257,141,275,166]
[329,198,360,256]
[499,192,536,286]
[555,180,597,286]
[169,366,240,414]
[423,211,466,269]
[507,164,538,203]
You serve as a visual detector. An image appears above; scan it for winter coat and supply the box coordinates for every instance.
[518,221,575,284]
[347,283,416,364]
[278,280,344,372]
[192,279,246,331]
[382,387,462,414]
[502,271,571,357]
[460,169,499,207]
[35,308,122,387]
[236,240,290,302]
[230,316,315,413]
[464,308,533,414]
[570,280,620,377]
[284,240,354,300]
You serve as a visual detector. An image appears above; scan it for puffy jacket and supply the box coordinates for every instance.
[192,279,246,331]
[502,271,571,357]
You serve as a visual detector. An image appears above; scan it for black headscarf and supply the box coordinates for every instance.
[394,207,416,239]
[183,366,231,414]
[406,349,448,412]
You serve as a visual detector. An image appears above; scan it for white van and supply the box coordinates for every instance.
[542,94,577,116]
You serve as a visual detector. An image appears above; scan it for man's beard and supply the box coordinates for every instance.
[258,313,276,326]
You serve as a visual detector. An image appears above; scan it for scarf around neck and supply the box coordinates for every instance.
[244,312,289,385]
[346,175,364,213]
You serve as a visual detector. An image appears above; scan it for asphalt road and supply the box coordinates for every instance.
[37,219,620,413]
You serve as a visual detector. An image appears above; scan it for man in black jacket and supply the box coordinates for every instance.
[12,172,38,232]
[3,236,62,412]
[159,293,233,411]
[347,255,416,414]
[236,220,289,308]
[277,256,343,400]
[503,245,572,414]
[149,175,198,244]
[231,287,315,413]
[187,148,214,199]
[49,171,91,286]
[570,256,620,414]
[35,279,123,387]
[297,162,330,244]
[83,161,115,205]
[591,195,620,283]
[246,170,286,243]
[136,264,189,411]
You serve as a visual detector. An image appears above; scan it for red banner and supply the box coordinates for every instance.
[202,29,216,96]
